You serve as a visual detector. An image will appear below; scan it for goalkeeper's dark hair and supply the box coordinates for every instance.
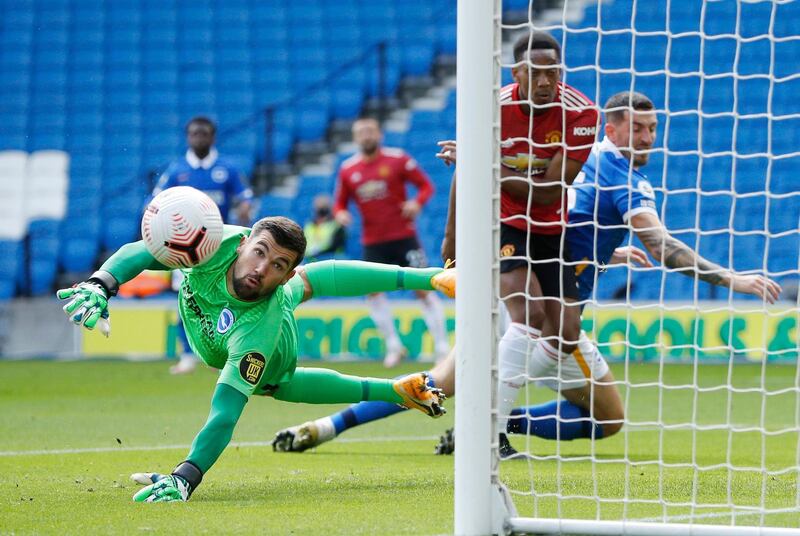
[605,92,655,123]
[251,216,307,268]
[185,116,217,134]
[513,31,561,63]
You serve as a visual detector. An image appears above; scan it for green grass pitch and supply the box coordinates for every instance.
[1,359,798,534]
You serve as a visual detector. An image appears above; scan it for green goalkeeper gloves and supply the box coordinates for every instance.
[132,474,190,503]
[56,282,111,337]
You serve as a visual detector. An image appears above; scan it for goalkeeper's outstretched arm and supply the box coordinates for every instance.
[56,241,172,334]
[95,240,173,294]
[296,260,453,302]
[631,212,782,303]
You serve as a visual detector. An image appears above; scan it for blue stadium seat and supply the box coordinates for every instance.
[70,49,104,69]
[735,118,769,155]
[295,108,329,142]
[738,39,772,76]
[698,194,733,231]
[105,92,142,111]
[331,88,364,120]
[401,45,435,76]
[29,250,59,295]
[667,0,701,33]
[739,1,774,38]
[732,233,767,272]
[665,115,698,152]
[258,194,294,219]
[699,155,733,191]
[736,78,770,116]
[0,241,23,283]
[598,33,631,70]
[322,2,359,24]
[774,0,800,34]
[437,24,456,55]
[703,2,736,36]
[767,233,800,275]
[59,235,99,273]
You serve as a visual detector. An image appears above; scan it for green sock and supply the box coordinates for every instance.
[304,260,442,297]
[272,368,403,405]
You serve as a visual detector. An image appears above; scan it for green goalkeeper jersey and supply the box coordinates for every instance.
[179,225,305,398]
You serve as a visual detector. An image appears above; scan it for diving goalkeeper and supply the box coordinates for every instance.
[56,216,454,503]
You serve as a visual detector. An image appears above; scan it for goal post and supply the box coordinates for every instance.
[454,0,800,534]
[453,0,505,534]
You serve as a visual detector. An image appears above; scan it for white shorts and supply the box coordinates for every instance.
[533,330,610,392]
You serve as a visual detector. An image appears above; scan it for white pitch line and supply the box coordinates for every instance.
[0,436,440,458]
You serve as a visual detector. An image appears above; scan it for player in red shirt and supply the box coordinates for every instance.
[334,118,450,367]
[438,31,600,455]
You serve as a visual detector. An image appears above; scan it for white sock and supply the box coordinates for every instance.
[497,323,541,434]
[527,339,571,389]
[530,338,570,364]
[367,294,403,353]
[179,353,198,364]
[576,330,609,380]
[312,416,337,443]
[419,292,449,356]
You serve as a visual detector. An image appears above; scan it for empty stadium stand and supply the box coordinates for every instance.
[0,0,797,301]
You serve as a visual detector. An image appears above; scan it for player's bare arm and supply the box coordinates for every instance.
[631,212,781,302]
[441,170,457,263]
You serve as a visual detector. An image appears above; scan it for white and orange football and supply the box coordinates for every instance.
[141,186,224,269]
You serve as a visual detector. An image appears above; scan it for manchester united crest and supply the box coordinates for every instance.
[544,130,562,144]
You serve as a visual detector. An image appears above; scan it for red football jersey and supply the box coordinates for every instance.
[500,81,599,234]
[334,147,434,246]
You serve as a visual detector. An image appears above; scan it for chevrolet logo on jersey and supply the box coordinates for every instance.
[501,154,552,173]
[355,179,388,201]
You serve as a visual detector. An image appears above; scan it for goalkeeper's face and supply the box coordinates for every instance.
[230,232,298,301]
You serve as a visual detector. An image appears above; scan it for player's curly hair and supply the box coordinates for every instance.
[513,31,561,63]
[251,216,307,268]
[605,91,655,123]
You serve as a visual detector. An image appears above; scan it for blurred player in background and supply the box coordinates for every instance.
[57,216,454,502]
[150,116,254,375]
[271,90,781,456]
[303,194,346,263]
[334,118,449,367]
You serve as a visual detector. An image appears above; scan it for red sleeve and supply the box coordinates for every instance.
[564,107,600,163]
[402,155,434,205]
[333,169,351,213]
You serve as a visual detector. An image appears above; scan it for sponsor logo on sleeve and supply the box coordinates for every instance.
[240,352,266,385]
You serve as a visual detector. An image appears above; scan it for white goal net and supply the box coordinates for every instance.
[455,1,800,535]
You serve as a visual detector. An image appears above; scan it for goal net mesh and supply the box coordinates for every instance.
[495,0,800,531]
